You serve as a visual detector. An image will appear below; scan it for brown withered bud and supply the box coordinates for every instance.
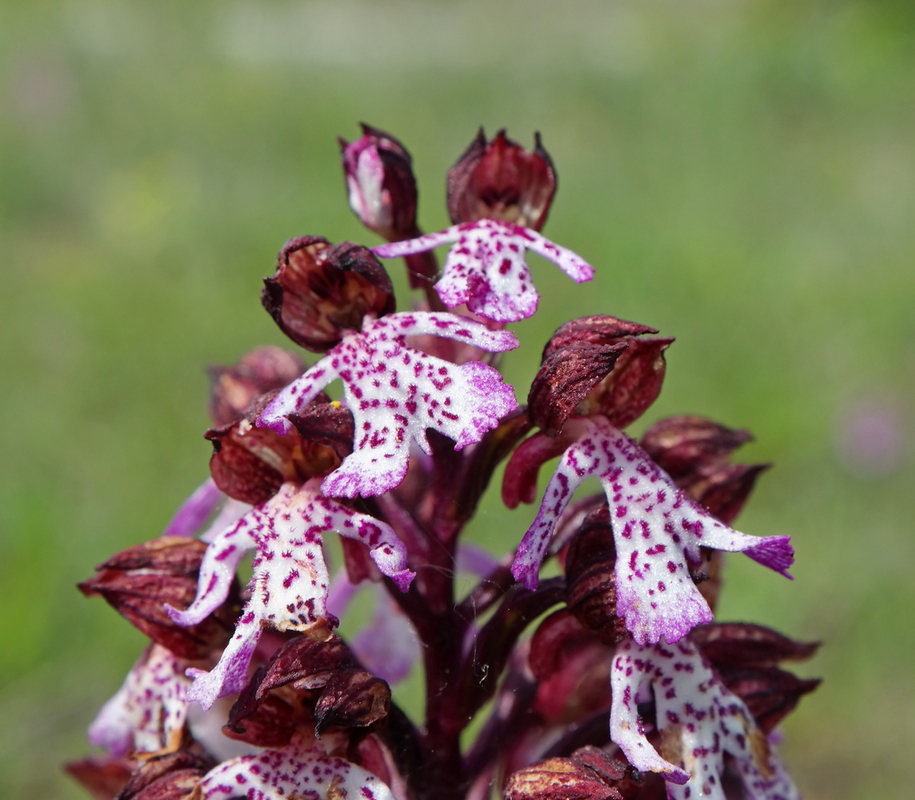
[340,123,419,241]
[680,462,769,526]
[223,667,303,748]
[529,341,629,437]
[207,346,304,427]
[691,624,820,734]
[112,751,214,800]
[718,665,820,735]
[641,416,769,525]
[564,506,628,645]
[529,610,613,724]
[228,633,391,745]
[287,398,356,461]
[541,317,657,357]
[262,237,396,352]
[447,128,557,231]
[640,416,753,479]
[530,316,672,436]
[206,393,344,506]
[690,622,820,667]
[314,668,392,734]
[65,756,134,800]
[505,746,637,800]
[78,537,239,660]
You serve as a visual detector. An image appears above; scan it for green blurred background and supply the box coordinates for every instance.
[1,1,913,798]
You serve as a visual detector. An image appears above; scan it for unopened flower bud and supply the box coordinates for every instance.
[530,316,671,435]
[447,128,557,230]
[222,677,302,748]
[227,633,391,746]
[564,506,628,645]
[207,346,304,427]
[691,621,820,666]
[690,624,821,734]
[640,416,752,478]
[340,123,418,240]
[206,394,343,506]
[314,668,392,734]
[262,237,395,352]
[65,756,133,800]
[505,746,636,800]
[287,398,356,461]
[641,416,769,524]
[529,610,612,724]
[78,537,239,660]
[719,666,821,735]
[112,751,214,800]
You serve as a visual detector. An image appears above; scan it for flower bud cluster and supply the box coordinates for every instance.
[70,125,818,800]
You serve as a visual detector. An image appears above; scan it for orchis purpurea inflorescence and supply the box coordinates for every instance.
[71,125,819,800]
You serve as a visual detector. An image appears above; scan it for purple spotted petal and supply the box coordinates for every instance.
[373,227,457,258]
[164,489,280,628]
[186,614,262,709]
[374,219,594,323]
[436,221,539,320]
[512,417,793,645]
[295,477,415,593]
[610,638,800,800]
[258,312,519,498]
[196,739,397,800]
[160,477,223,538]
[521,224,594,282]
[199,497,252,544]
[180,480,414,709]
[89,644,190,757]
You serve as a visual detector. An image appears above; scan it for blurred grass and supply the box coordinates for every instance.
[1,1,913,798]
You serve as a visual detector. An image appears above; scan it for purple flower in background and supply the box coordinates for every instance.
[610,636,800,800]
[374,219,594,322]
[258,311,518,497]
[834,393,908,478]
[513,417,793,645]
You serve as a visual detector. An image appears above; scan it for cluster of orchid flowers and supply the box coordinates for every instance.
[70,125,819,800]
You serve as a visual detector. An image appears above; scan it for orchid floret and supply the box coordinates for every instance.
[88,644,190,757]
[168,479,414,709]
[258,311,519,498]
[610,637,800,800]
[195,738,397,800]
[512,417,793,645]
[373,218,594,323]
